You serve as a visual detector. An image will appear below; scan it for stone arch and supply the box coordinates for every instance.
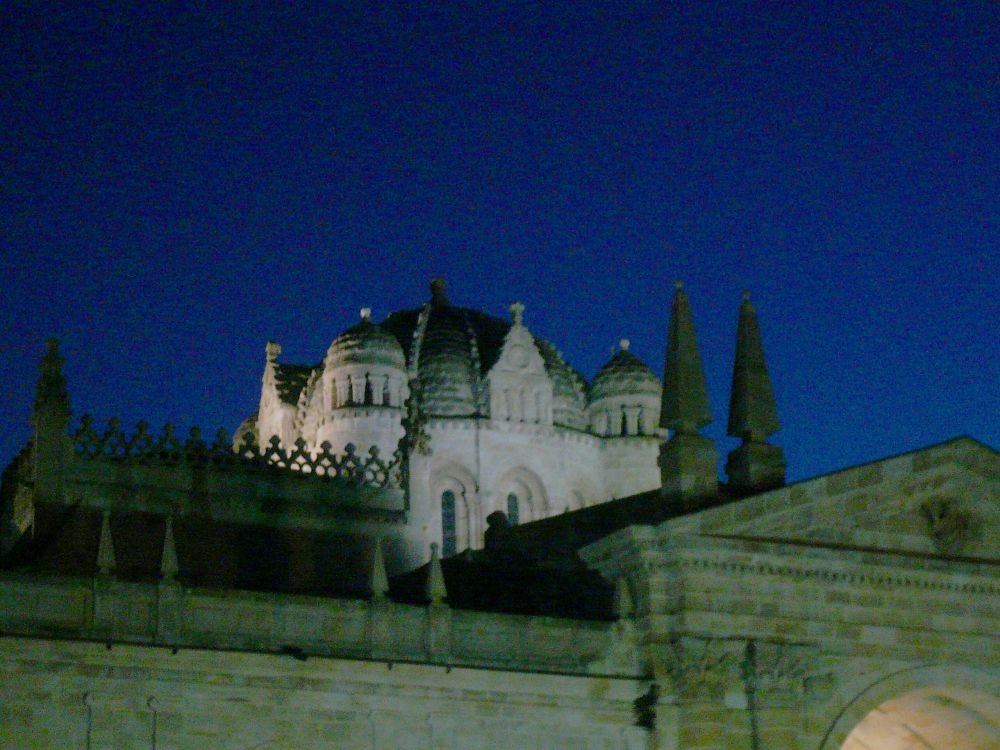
[430,462,478,555]
[818,665,1000,750]
[568,478,601,511]
[493,466,549,525]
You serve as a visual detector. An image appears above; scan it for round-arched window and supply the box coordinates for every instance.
[441,490,457,557]
[506,493,520,526]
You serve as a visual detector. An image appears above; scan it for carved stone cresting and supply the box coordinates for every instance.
[71,416,403,488]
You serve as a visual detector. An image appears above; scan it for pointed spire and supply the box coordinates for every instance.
[614,576,635,619]
[727,292,780,442]
[34,338,70,416]
[97,510,116,577]
[370,537,389,600]
[265,340,282,362]
[725,292,786,493]
[660,282,712,434]
[425,543,447,605]
[160,515,179,581]
[658,283,718,500]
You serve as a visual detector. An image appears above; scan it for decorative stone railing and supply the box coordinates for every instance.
[71,416,403,489]
[0,574,632,678]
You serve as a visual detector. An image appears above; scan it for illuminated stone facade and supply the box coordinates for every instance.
[244,280,664,568]
[1,285,997,749]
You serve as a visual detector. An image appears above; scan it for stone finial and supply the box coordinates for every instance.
[425,543,448,605]
[429,278,449,307]
[727,292,780,442]
[360,307,372,321]
[97,510,116,577]
[619,338,630,352]
[726,293,785,493]
[265,341,282,362]
[660,283,712,434]
[370,537,389,600]
[510,301,525,326]
[34,338,70,415]
[160,515,179,581]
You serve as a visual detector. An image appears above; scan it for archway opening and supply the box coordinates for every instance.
[840,686,999,750]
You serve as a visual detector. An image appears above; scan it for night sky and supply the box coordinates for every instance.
[2,3,997,482]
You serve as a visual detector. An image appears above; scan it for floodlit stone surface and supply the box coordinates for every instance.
[1,294,997,749]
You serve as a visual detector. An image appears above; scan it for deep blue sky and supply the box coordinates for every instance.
[2,2,997,481]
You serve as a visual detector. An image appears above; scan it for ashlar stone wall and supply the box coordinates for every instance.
[0,638,648,750]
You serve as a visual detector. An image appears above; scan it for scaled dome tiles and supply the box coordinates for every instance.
[325,315,406,371]
[589,342,661,402]
[262,284,659,427]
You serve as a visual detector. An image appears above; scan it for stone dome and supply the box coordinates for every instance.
[325,311,406,371]
[378,280,586,420]
[588,340,661,403]
[534,338,587,427]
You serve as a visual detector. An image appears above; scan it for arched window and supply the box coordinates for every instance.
[441,490,457,557]
[507,493,520,526]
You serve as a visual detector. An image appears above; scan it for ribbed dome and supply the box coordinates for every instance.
[589,342,660,402]
[534,339,587,411]
[378,282,585,420]
[326,315,406,370]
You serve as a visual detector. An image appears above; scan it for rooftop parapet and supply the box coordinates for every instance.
[70,416,403,489]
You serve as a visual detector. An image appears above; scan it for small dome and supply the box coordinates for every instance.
[589,344,660,402]
[326,313,406,370]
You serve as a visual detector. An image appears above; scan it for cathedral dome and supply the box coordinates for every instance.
[325,310,406,371]
[588,340,661,403]
[534,338,587,427]
[378,279,585,421]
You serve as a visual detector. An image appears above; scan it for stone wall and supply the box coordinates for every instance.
[0,570,648,749]
[581,435,1000,750]
[0,573,637,677]
[0,638,649,750]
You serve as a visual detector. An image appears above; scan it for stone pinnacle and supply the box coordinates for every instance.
[660,283,712,434]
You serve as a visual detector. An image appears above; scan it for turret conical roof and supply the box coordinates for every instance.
[660,283,712,433]
[727,293,780,441]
